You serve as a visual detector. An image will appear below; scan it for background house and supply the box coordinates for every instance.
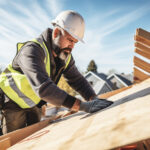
[84,71,133,95]
[107,73,133,90]
[84,71,112,95]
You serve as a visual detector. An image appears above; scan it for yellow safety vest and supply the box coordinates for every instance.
[0,38,71,108]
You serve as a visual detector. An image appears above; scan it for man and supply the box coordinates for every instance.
[0,10,113,134]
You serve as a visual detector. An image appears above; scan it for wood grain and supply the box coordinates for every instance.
[134,56,150,73]
[134,48,150,59]
[8,78,150,150]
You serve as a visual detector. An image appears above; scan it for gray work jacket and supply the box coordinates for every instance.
[12,28,96,108]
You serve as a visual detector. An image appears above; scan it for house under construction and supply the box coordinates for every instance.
[0,28,150,150]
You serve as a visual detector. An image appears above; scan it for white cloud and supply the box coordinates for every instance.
[72,4,150,73]
[0,1,149,74]
[0,0,8,5]
[0,1,53,68]
[97,5,150,37]
[87,8,121,27]
[0,0,65,69]
[0,8,36,38]
[45,0,64,17]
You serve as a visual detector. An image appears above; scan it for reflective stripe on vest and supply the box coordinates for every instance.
[0,38,71,108]
[5,68,36,107]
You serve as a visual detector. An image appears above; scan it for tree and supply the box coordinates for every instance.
[0,67,2,74]
[87,60,97,73]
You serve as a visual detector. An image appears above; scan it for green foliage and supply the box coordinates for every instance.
[87,60,97,73]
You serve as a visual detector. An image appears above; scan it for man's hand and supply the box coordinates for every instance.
[79,98,113,113]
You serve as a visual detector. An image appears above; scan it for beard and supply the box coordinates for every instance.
[58,48,72,61]
[53,38,72,62]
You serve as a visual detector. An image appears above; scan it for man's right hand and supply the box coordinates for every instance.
[79,98,113,113]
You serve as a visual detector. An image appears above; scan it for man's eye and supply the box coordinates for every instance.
[67,37,77,43]
[67,38,73,42]
[68,39,72,42]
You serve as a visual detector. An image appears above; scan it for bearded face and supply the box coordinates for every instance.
[52,28,78,62]
[53,33,72,62]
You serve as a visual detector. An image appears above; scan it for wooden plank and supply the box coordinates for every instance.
[134,56,150,73]
[143,140,150,149]
[136,142,145,150]
[135,42,150,54]
[99,85,133,99]
[136,28,150,41]
[133,67,150,83]
[0,117,54,146]
[145,139,150,145]
[135,35,150,47]
[7,78,150,150]
[116,144,137,150]
[0,137,11,150]
[134,48,150,59]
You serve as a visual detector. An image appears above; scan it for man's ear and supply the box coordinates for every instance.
[53,27,61,39]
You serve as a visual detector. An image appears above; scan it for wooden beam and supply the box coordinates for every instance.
[134,48,150,59]
[134,56,150,73]
[98,85,133,99]
[133,67,150,83]
[0,137,11,150]
[135,42,150,54]
[143,140,150,150]
[116,144,137,150]
[136,142,145,150]
[136,28,150,41]
[145,139,150,145]
[0,117,54,146]
[134,35,150,47]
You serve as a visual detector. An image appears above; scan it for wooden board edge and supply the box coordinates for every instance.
[133,67,150,83]
[134,56,150,73]
[98,85,133,99]
[136,28,150,41]
[134,48,150,59]
[134,42,150,55]
[134,35,150,47]
[0,117,54,146]
[0,137,11,150]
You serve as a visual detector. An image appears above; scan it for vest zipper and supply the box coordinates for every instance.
[54,66,65,84]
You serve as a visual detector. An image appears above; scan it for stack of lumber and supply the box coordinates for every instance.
[134,28,150,83]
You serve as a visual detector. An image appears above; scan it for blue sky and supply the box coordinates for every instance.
[0,0,150,74]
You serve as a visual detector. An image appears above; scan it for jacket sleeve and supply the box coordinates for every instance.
[63,56,96,101]
[16,43,70,107]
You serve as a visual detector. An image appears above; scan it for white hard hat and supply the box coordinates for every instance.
[51,10,85,43]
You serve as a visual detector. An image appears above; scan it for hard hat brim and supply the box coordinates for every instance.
[51,21,84,43]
